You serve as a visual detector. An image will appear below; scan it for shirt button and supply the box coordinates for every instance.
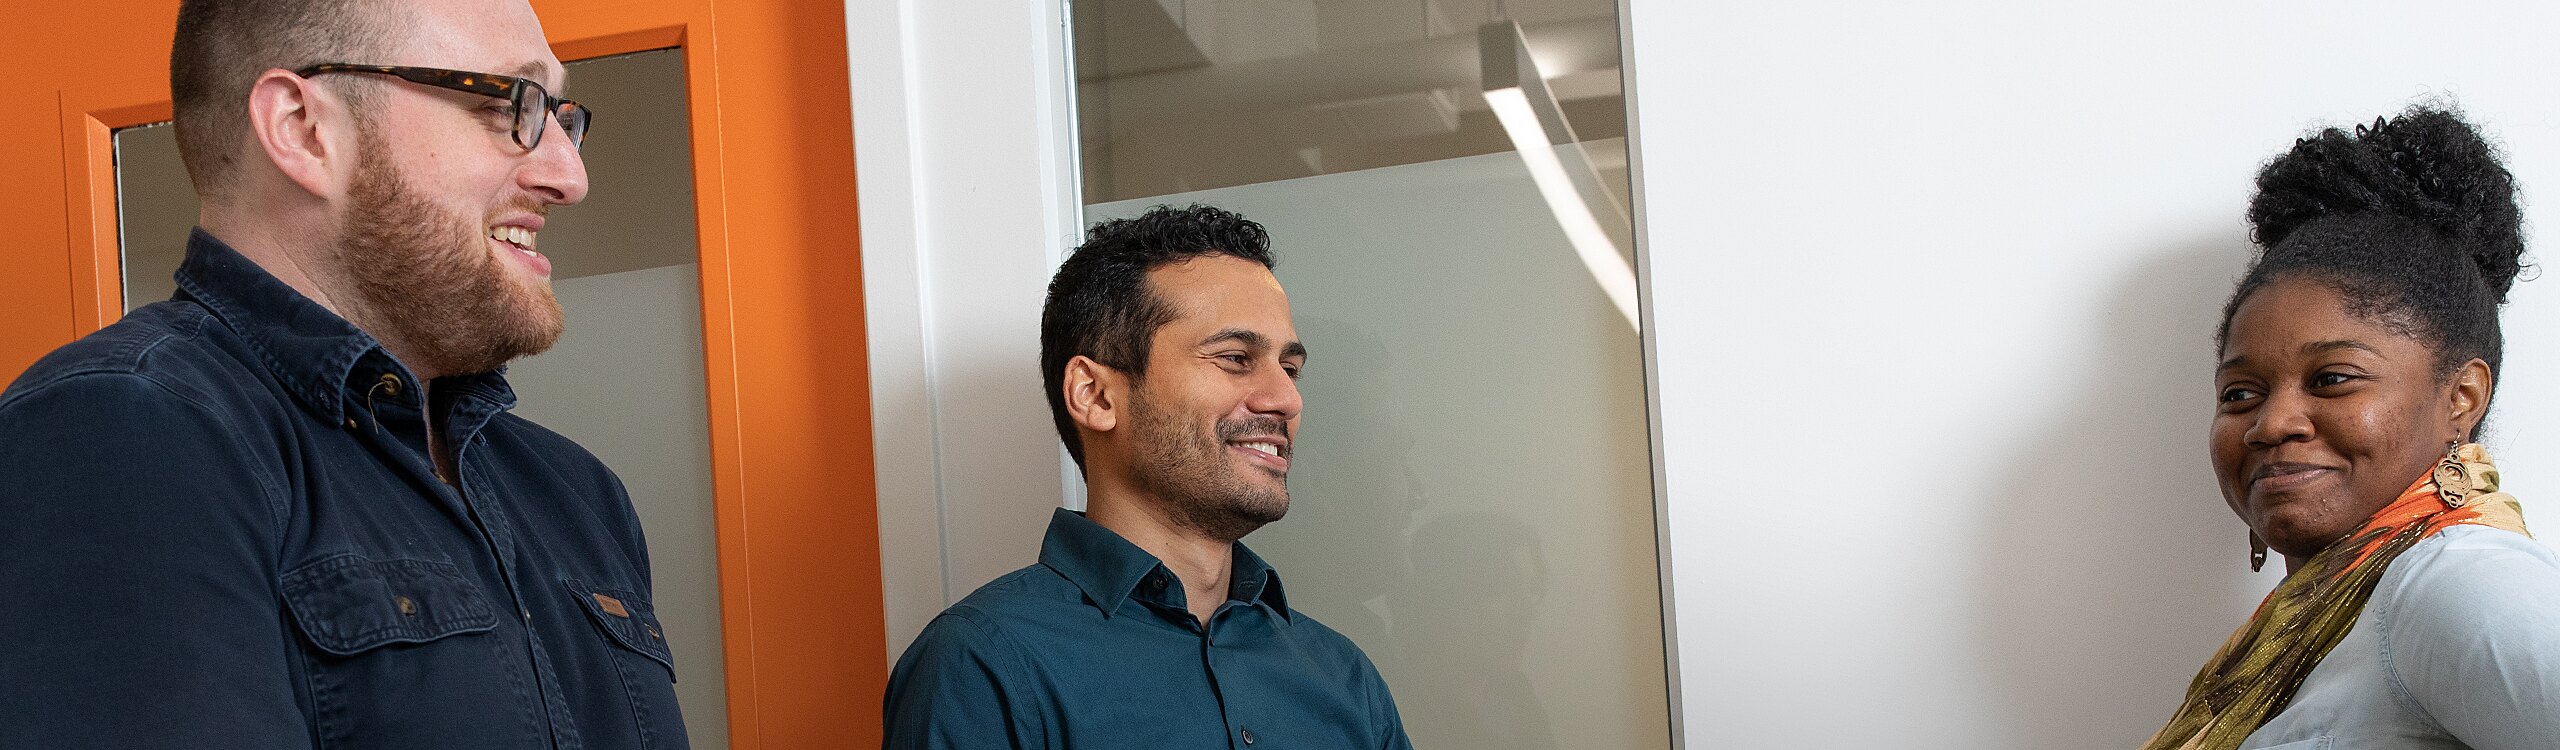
[343,417,359,430]
[378,373,403,397]
[522,609,533,621]
[1150,577,1167,589]
[395,596,417,615]
[1240,728,1256,745]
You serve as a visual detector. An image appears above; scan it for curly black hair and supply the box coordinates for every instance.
[1041,204,1277,469]
[2219,105,2531,433]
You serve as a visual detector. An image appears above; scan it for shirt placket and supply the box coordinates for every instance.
[342,376,555,747]
[1204,602,1264,749]
[446,397,584,750]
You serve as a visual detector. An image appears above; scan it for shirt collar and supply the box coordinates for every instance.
[1036,507,1292,622]
[1228,536,1290,619]
[171,228,518,423]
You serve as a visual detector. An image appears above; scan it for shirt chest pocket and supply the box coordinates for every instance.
[563,578,687,748]
[283,556,499,653]
[280,555,521,746]
[564,579,675,676]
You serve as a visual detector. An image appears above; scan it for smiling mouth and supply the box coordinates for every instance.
[487,224,552,278]
[1231,439,1286,458]
[2250,462,2334,493]
[1227,438,1291,474]
[489,225,540,255]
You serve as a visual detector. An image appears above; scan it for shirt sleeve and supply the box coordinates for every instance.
[0,373,308,748]
[1360,650,1414,750]
[2387,531,2560,749]
[882,609,1044,750]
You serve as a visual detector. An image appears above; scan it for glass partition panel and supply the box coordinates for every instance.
[115,122,192,313]
[1075,1,1666,746]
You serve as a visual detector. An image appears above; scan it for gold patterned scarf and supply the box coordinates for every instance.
[2142,443,2533,750]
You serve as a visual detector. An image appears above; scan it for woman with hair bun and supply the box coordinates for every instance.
[2144,106,2560,750]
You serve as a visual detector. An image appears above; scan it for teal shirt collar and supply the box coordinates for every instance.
[1037,507,1292,622]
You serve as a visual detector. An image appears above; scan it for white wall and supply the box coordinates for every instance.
[1627,1,2560,746]
[848,0,1087,659]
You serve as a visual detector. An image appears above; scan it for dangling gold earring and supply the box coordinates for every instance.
[2434,441,2472,509]
[2248,531,2268,572]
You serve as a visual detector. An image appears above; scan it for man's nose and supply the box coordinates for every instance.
[1248,368,1303,421]
[521,111,589,205]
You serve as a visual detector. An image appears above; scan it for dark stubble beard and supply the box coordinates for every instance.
[1126,387,1293,543]
[335,123,563,377]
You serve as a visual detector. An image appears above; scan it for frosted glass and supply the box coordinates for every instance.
[1089,146,1669,748]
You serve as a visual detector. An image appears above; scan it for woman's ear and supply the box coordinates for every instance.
[1063,355,1124,436]
[2449,358,2494,441]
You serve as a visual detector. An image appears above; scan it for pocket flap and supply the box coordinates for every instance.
[281,555,497,655]
[564,578,675,675]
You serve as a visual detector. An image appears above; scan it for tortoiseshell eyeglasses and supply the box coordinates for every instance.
[294,63,592,151]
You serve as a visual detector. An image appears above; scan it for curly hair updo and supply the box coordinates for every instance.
[2218,105,2532,431]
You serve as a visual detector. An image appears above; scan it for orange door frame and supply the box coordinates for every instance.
[1,2,883,746]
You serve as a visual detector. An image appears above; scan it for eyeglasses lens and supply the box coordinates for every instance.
[507,79,588,150]
[555,104,589,149]
[512,83,547,150]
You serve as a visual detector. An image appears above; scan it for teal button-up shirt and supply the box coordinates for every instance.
[884,508,1411,749]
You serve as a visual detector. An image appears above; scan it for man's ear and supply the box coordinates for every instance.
[2449,357,2494,441]
[244,69,354,198]
[1063,356,1125,437]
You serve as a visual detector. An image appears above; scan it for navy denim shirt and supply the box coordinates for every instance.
[884,508,1411,749]
[0,230,687,749]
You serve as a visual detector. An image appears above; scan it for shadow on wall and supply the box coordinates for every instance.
[1398,511,1554,748]
[1264,315,1560,750]
[1970,238,2272,747]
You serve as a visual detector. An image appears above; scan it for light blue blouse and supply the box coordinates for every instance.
[2241,525,2560,750]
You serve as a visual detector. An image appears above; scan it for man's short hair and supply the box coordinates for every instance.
[170,0,406,199]
[1040,204,1277,469]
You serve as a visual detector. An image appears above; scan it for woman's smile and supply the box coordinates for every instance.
[2248,461,2337,496]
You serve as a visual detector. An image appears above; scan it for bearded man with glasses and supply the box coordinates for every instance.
[0,0,688,747]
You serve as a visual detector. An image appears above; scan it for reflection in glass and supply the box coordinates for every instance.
[1075,1,1666,746]
[1074,0,1630,202]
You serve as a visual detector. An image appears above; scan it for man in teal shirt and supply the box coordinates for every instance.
[883,205,1410,748]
